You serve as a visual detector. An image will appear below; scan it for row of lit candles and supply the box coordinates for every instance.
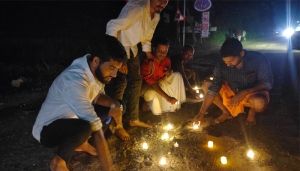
[140,121,256,167]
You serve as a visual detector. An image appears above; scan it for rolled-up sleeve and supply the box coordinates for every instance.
[257,56,273,90]
[208,63,223,96]
[62,75,102,132]
[106,4,143,38]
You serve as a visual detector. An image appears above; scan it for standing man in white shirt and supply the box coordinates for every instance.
[32,35,127,171]
[106,0,169,128]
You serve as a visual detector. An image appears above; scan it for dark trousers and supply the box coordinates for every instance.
[40,105,112,162]
[105,54,142,120]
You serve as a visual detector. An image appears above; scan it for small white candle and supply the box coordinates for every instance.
[163,123,174,131]
[161,132,170,141]
[220,156,228,165]
[193,86,199,90]
[159,156,167,166]
[141,142,149,150]
[199,93,204,99]
[209,76,214,81]
[246,149,255,160]
[174,142,179,148]
[196,89,200,94]
[207,141,214,148]
[192,121,200,130]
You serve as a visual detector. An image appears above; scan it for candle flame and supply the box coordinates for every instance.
[247,149,255,160]
[199,93,204,98]
[220,156,227,165]
[192,121,200,130]
[208,141,214,148]
[209,76,214,80]
[161,132,170,141]
[163,123,174,131]
[159,156,167,166]
[174,142,179,148]
[141,142,149,150]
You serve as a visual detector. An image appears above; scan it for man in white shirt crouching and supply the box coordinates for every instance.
[32,35,128,171]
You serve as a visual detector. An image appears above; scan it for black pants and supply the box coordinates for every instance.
[40,105,112,162]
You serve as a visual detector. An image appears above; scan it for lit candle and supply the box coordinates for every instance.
[161,132,170,141]
[209,76,214,81]
[193,86,199,90]
[159,156,167,166]
[220,156,227,165]
[141,142,149,150]
[174,142,179,148]
[207,141,214,148]
[196,89,200,94]
[163,123,174,131]
[246,149,255,160]
[192,121,200,130]
[199,93,204,99]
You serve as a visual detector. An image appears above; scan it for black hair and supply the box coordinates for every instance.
[182,45,194,53]
[220,38,243,57]
[152,36,170,49]
[87,34,127,63]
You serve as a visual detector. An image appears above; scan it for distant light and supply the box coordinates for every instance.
[159,156,167,166]
[282,27,295,38]
[207,141,214,149]
[220,156,228,165]
[209,76,214,81]
[246,149,255,160]
[161,132,170,141]
[141,142,149,150]
[174,142,179,148]
[295,26,300,31]
[163,123,174,131]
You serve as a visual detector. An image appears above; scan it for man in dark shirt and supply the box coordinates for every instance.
[171,45,198,99]
[193,38,273,125]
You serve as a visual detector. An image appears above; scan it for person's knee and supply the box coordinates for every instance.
[144,90,155,102]
[250,96,268,112]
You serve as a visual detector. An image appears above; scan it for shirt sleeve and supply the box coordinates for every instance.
[208,62,223,96]
[257,56,273,90]
[106,3,144,38]
[62,74,102,132]
[141,59,157,85]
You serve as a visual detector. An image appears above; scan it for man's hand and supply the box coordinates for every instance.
[119,63,128,75]
[108,104,123,127]
[93,130,113,171]
[166,96,178,104]
[229,90,248,107]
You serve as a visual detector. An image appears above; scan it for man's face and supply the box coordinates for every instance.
[151,0,169,13]
[182,50,194,63]
[95,59,123,84]
[222,56,242,68]
[154,44,169,60]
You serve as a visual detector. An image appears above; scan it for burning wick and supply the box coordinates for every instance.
[209,76,214,81]
[159,156,167,166]
[196,89,200,94]
[192,121,200,130]
[207,141,214,149]
[174,142,179,148]
[161,132,170,141]
[163,123,174,131]
[220,156,228,165]
[193,86,199,90]
[141,142,149,150]
[246,149,255,160]
[199,93,204,99]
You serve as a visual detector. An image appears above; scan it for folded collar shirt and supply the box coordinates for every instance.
[32,54,104,142]
[106,0,160,58]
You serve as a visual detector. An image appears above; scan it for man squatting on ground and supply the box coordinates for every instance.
[193,38,273,125]
[32,35,127,171]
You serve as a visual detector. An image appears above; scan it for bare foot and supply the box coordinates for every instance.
[75,141,97,156]
[115,128,130,141]
[215,112,232,124]
[50,155,69,171]
[129,120,152,128]
[246,112,256,125]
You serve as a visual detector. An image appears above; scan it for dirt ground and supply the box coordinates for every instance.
[0,50,299,171]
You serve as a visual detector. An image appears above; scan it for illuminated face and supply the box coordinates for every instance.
[150,0,169,13]
[95,59,123,84]
[222,56,242,68]
[154,44,169,60]
[182,50,194,63]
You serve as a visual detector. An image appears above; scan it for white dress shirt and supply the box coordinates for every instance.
[32,54,103,142]
[106,0,160,58]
